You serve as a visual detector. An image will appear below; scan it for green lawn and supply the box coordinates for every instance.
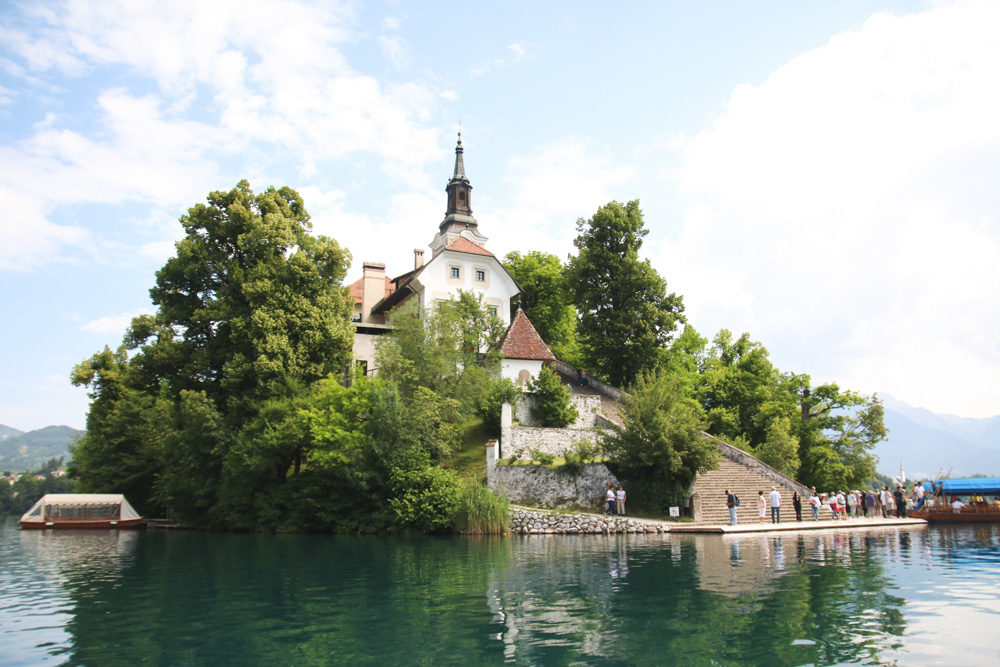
[444,418,494,479]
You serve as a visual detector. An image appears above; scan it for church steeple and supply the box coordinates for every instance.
[445,133,472,216]
[431,132,487,254]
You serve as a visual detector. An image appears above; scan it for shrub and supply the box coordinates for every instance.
[528,447,555,466]
[453,480,509,534]
[475,377,521,435]
[528,366,578,427]
[388,465,462,533]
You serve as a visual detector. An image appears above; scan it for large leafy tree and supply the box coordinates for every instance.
[502,250,580,363]
[567,200,684,387]
[602,368,717,512]
[71,181,355,522]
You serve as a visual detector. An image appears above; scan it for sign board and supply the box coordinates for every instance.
[669,506,680,518]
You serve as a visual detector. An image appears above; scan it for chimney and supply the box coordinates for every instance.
[414,248,425,270]
[361,261,386,323]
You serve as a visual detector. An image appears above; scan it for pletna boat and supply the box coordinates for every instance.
[909,478,1000,523]
[19,494,145,529]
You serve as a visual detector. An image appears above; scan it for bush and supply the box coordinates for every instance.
[475,377,521,435]
[558,439,599,475]
[528,448,555,466]
[388,465,462,533]
[453,480,509,534]
[528,366,578,427]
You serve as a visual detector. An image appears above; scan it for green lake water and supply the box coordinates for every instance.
[1,517,998,665]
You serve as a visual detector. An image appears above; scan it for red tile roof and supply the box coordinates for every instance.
[348,275,395,304]
[498,309,556,361]
[445,236,494,257]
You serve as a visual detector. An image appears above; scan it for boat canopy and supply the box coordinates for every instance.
[19,494,142,524]
[922,478,1000,496]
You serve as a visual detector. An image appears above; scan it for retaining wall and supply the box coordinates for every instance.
[513,393,603,429]
[510,508,668,534]
[488,460,617,509]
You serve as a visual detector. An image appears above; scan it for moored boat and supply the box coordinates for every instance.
[19,494,145,529]
[909,478,1000,523]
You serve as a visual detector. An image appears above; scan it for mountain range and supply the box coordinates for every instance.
[876,396,1000,479]
[0,425,83,472]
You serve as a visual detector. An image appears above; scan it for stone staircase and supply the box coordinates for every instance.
[692,443,810,525]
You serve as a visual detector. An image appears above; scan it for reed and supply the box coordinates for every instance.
[454,480,509,534]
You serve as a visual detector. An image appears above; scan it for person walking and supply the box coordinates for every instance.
[847,490,857,518]
[726,489,738,525]
[757,491,766,524]
[894,485,906,518]
[792,491,802,521]
[880,487,891,518]
[769,486,782,524]
[616,484,627,516]
[810,488,821,521]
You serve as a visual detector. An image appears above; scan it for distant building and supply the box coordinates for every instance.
[348,135,549,384]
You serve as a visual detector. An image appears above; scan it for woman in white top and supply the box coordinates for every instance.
[757,491,766,523]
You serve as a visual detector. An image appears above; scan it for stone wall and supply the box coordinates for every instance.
[501,426,601,460]
[552,359,626,402]
[510,508,668,534]
[513,393,603,429]
[488,461,617,510]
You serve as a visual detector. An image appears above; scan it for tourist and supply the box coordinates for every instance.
[810,488,821,521]
[838,491,848,519]
[952,496,965,513]
[769,486,782,523]
[913,482,925,510]
[792,491,802,522]
[605,483,616,516]
[726,489,738,525]
[829,492,839,520]
[880,487,891,518]
[616,484,626,516]
[894,486,906,518]
[757,491,766,524]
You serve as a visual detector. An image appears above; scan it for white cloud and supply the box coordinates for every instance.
[81,309,153,337]
[486,137,636,261]
[668,0,1000,417]
[0,0,448,270]
[471,42,529,77]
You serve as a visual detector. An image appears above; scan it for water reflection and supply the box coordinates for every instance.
[2,520,999,665]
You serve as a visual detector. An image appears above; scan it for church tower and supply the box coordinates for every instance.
[430,133,489,254]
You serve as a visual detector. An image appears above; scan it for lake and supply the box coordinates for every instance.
[1,517,998,665]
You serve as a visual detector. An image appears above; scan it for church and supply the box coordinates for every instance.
[348,135,555,385]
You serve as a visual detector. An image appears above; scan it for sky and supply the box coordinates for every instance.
[1,0,998,431]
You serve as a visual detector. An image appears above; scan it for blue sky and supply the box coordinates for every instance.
[2,0,998,430]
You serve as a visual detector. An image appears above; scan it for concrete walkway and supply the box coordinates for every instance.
[669,516,927,534]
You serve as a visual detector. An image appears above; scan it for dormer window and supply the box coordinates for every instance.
[475,269,485,282]
[450,266,460,279]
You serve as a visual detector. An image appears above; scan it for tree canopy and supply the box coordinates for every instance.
[566,200,684,387]
[502,250,580,363]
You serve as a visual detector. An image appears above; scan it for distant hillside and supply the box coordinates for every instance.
[0,425,82,472]
[876,396,1000,479]
[0,424,23,440]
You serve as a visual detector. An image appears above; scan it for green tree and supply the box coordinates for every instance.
[602,368,717,511]
[71,181,355,524]
[566,200,684,387]
[503,251,580,363]
[527,366,578,427]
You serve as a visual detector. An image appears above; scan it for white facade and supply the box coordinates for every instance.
[407,245,518,327]
[501,358,542,386]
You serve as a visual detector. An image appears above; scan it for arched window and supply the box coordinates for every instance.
[518,369,531,386]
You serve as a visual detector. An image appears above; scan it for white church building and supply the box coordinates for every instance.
[349,135,555,385]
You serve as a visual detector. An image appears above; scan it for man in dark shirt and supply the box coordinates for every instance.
[726,489,738,525]
[893,486,906,518]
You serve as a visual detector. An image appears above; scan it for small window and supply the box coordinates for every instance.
[459,192,466,201]
[475,269,485,282]
[487,305,498,318]
[450,267,460,279]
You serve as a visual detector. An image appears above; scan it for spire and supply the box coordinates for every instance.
[444,132,473,218]
[452,132,467,180]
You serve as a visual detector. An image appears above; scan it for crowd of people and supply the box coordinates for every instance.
[725,482,931,525]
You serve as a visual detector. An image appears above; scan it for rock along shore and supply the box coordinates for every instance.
[509,507,669,534]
